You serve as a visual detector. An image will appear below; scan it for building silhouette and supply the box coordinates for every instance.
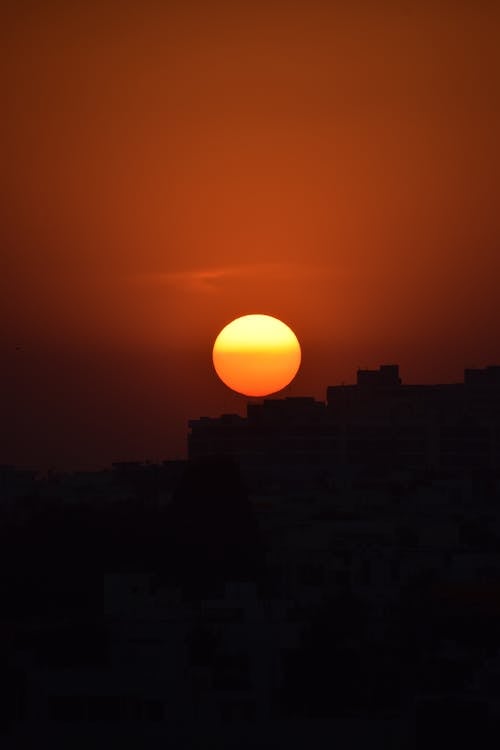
[189,365,500,484]
[3,364,500,745]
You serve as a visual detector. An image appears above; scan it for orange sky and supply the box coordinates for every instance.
[2,1,500,468]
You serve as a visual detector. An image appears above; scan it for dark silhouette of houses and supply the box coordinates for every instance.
[4,365,500,746]
[188,365,500,483]
[356,363,402,387]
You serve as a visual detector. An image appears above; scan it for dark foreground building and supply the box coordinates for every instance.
[3,365,500,747]
[189,365,500,485]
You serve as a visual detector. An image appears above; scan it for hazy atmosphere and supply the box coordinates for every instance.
[2,1,499,468]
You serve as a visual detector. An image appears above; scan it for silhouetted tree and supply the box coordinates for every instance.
[164,455,265,596]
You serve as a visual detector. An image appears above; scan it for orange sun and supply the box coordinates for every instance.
[212,314,301,397]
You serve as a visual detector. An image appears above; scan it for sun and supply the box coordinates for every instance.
[212,314,301,397]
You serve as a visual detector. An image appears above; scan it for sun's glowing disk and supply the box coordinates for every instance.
[212,314,301,397]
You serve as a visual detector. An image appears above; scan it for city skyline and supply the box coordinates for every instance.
[4,361,500,472]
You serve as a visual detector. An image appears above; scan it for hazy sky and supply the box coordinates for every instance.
[2,1,500,468]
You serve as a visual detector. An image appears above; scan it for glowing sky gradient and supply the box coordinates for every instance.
[2,2,500,467]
